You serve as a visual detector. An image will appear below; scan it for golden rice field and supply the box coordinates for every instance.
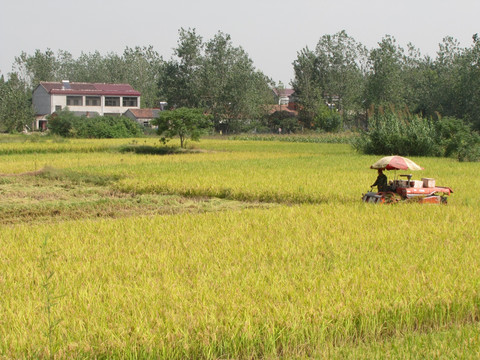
[1,136,480,359]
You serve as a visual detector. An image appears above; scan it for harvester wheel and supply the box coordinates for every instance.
[384,192,399,204]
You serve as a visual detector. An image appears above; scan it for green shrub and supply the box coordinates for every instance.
[436,117,480,161]
[267,110,300,133]
[48,110,143,138]
[352,111,438,156]
[352,110,480,161]
[74,116,143,138]
[402,116,440,156]
[119,144,180,155]
[47,109,76,137]
[314,105,342,132]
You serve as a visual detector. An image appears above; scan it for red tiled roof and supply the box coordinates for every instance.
[39,81,141,96]
[273,88,295,97]
[268,104,298,115]
[126,108,160,119]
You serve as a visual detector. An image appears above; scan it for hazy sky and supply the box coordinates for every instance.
[1,0,479,86]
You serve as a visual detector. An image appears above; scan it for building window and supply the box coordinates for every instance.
[122,97,138,107]
[86,96,101,106]
[105,97,120,107]
[55,105,62,112]
[66,96,83,106]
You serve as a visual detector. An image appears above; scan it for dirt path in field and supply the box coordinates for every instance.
[0,169,45,177]
[0,168,270,225]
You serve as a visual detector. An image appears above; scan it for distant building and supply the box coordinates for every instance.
[272,88,296,106]
[270,88,298,115]
[268,104,298,116]
[159,101,168,111]
[323,93,340,110]
[124,108,160,127]
[32,81,141,130]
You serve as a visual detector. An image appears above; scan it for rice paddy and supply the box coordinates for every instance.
[1,137,479,358]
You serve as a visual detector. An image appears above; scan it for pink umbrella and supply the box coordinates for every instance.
[370,156,424,171]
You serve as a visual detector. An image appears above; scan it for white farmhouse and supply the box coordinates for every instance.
[33,81,141,130]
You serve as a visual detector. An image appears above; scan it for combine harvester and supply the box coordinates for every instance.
[362,156,453,204]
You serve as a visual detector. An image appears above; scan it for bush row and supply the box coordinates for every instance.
[352,112,480,161]
[47,109,143,138]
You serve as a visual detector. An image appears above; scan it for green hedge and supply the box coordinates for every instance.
[48,109,143,138]
[352,111,480,161]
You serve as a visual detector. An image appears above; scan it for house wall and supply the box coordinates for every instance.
[32,86,51,115]
[124,110,136,122]
[278,96,289,105]
[103,96,141,115]
[124,109,158,127]
[134,117,154,127]
[51,95,66,112]
[32,83,141,130]
[47,95,140,116]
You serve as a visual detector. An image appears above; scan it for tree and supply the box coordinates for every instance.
[75,51,118,83]
[13,49,58,87]
[314,104,343,132]
[365,35,406,108]
[292,31,368,129]
[455,35,480,130]
[403,50,438,117]
[291,47,323,127]
[314,30,368,113]
[267,110,299,133]
[159,29,273,132]
[122,46,164,108]
[430,36,464,118]
[199,31,273,129]
[159,28,204,109]
[153,107,213,148]
[0,73,34,133]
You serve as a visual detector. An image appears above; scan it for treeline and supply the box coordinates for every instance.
[292,31,480,132]
[291,31,480,160]
[1,29,480,138]
[0,29,273,133]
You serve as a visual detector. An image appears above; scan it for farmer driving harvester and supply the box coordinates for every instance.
[370,156,421,193]
[363,155,453,204]
[371,169,388,192]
